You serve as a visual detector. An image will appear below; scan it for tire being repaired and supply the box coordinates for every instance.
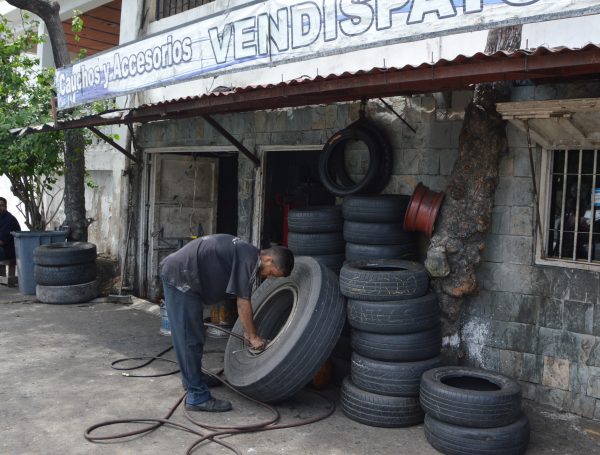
[225,256,346,403]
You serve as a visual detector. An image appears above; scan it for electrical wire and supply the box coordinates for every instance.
[84,324,336,455]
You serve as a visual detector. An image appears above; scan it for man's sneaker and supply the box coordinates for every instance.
[185,398,232,413]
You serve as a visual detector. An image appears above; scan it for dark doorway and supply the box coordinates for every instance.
[262,150,334,248]
[216,153,238,235]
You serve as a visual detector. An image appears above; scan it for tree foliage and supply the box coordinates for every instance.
[0,15,65,230]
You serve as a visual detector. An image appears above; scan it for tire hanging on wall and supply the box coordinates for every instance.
[224,257,346,403]
[319,119,393,196]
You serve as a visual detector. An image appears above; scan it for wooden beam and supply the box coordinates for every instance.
[510,119,552,149]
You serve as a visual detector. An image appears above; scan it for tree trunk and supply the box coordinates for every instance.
[424,26,522,356]
[7,0,88,241]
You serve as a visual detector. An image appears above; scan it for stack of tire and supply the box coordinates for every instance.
[420,366,530,455]
[338,259,442,427]
[34,242,98,304]
[287,206,345,274]
[342,195,417,262]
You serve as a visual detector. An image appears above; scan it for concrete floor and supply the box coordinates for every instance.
[1,286,600,455]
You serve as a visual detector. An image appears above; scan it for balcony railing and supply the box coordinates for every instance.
[156,0,216,20]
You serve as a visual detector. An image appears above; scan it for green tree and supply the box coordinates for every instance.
[6,0,88,241]
[0,15,65,230]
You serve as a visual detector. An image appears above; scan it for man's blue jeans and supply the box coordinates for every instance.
[161,278,211,405]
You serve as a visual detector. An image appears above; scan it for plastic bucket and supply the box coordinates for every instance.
[12,231,67,295]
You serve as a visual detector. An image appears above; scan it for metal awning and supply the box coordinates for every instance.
[14,44,600,134]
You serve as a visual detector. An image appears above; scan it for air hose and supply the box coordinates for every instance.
[84,323,336,455]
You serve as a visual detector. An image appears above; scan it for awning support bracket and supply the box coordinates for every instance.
[202,115,260,167]
[378,97,417,134]
[87,126,141,164]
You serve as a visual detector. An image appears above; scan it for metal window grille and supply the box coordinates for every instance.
[155,0,216,20]
[546,149,600,264]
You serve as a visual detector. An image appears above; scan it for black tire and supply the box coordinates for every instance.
[351,326,441,362]
[34,242,97,266]
[224,257,346,403]
[36,280,98,304]
[342,195,410,223]
[311,253,345,273]
[288,206,343,233]
[356,119,393,195]
[319,121,386,196]
[340,377,424,428]
[424,413,530,455]
[351,353,442,397]
[343,221,413,245]
[35,262,97,286]
[420,367,523,428]
[339,259,429,301]
[345,242,417,261]
[347,293,440,334]
[287,232,345,255]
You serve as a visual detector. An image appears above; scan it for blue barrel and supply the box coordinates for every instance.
[12,231,68,295]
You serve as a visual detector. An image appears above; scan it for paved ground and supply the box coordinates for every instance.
[1,285,600,455]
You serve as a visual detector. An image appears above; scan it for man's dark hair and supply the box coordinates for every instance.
[263,246,294,276]
[0,197,6,204]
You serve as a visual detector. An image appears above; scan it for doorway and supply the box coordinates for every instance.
[260,149,334,248]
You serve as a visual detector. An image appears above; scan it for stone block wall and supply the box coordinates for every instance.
[462,121,600,420]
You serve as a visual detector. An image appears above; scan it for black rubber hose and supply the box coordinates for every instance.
[85,324,336,455]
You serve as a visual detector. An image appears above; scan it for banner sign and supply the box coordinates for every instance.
[56,0,600,109]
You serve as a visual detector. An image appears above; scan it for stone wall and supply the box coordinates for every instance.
[463,134,600,421]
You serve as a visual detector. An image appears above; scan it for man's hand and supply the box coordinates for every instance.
[245,333,267,351]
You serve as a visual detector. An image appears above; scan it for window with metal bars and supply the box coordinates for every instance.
[155,0,216,21]
[544,149,600,264]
